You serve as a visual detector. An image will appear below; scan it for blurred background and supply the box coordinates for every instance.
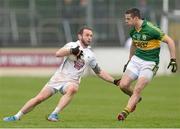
[0,0,180,76]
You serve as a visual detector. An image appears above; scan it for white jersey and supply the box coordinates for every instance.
[49,40,97,84]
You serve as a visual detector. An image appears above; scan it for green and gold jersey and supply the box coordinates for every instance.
[130,20,165,64]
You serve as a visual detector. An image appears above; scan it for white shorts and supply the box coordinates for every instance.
[45,81,78,95]
[125,55,158,81]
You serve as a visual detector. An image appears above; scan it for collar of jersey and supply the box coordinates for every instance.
[141,20,147,27]
[134,20,147,32]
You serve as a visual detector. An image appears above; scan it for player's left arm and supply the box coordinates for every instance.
[56,45,82,58]
[55,47,71,57]
[162,34,178,72]
[162,34,176,59]
[92,64,120,86]
[153,25,176,60]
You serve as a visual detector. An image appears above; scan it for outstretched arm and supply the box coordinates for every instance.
[162,34,176,59]
[92,64,120,85]
[162,34,177,72]
[128,41,136,60]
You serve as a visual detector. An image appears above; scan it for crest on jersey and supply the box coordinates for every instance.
[74,59,85,70]
[142,34,147,40]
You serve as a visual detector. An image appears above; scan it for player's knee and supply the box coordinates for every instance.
[67,86,78,95]
[133,87,142,95]
[119,81,129,90]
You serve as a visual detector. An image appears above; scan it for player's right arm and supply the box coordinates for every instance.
[56,43,82,58]
[56,47,71,57]
[162,34,176,59]
[128,41,136,60]
[89,55,119,85]
[123,41,136,72]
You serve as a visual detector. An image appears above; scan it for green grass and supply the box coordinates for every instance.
[0,75,180,128]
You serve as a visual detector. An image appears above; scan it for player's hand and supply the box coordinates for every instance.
[113,79,121,86]
[70,46,83,59]
[167,58,177,73]
[77,50,83,60]
[71,46,81,55]
[123,60,130,72]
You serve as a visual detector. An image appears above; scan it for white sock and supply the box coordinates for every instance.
[14,111,24,119]
[51,107,61,114]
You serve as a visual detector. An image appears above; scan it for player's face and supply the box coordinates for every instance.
[125,14,136,26]
[79,29,93,46]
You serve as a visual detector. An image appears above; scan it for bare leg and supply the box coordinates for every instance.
[51,85,78,114]
[3,86,54,121]
[47,84,78,122]
[119,74,134,96]
[126,77,149,111]
[20,86,54,114]
[57,85,78,112]
[117,77,148,121]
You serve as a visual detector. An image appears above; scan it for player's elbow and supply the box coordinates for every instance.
[55,52,60,57]
[163,34,174,44]
[55,51,62,57]
[96,70,104,78]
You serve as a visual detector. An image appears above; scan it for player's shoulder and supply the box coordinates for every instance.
[146,21,162,32]
[87,48,96,59]
[87,46,95,53]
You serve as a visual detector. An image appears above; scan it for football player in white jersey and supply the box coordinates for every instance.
[3,26,120,122]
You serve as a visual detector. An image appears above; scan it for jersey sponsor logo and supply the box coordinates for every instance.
[133,39,161,50]
[74,59,85,70]
[134,40,148,48]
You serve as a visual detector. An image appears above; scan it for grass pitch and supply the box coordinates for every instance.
[0,75,180,128]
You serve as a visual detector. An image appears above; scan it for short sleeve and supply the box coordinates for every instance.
[147,22,165,40]
[89,56,97,69]
[152,27,165,40]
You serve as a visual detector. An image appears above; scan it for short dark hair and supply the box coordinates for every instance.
[125,8,141,19]
[78,26,93,35]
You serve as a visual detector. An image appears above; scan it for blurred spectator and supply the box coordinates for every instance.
[136,0,151,20]
[78,0,88,19]
[61,0,74,42]
[61,0,88,42]
[76,0,88,29]
[93,0,108,42]
[62,0,74,19]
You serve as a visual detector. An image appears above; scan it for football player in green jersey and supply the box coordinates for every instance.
[117,8,177,121]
